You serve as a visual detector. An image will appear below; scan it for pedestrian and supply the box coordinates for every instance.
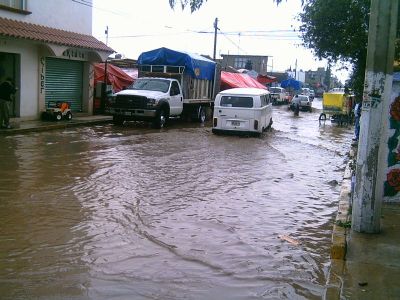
[291,95,301,116]
[0,77,17,129]
[353,98,362,142]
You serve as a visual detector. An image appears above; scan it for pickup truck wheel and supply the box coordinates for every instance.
[153,107,168,128]
[113,115,124,126]
[198,106,206,123]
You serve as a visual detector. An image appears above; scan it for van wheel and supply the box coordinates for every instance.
[153,107,168,128]
[267,118,273,129]
[198,106,206,123]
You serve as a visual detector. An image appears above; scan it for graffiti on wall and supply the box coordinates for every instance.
[384,93,400,196]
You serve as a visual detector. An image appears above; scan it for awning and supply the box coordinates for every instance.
[257,74,277,84]
[0,17,113,59]
[220,71,267,90]
[94,63,134,92]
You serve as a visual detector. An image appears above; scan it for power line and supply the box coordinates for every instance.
[218,30,248,55]
[71,0,128,17]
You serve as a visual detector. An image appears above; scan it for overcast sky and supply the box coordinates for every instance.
[92,0,349,82]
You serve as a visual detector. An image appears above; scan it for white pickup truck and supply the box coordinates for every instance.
[107,47,220,128]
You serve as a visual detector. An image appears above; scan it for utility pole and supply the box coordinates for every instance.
[101,26,109,113]
[213,18,218,60]
[352,0,398,233]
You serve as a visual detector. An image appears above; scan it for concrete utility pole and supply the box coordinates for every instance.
[102,26,109,113]
[352,0,398,233]
[213,18,218,60]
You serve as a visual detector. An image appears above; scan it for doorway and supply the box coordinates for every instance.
[0,52,20,117]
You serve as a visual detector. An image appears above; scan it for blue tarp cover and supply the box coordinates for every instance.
[137,47,216,80]
[280,77,302,90]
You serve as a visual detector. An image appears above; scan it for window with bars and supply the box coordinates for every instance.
[234,58,247,69]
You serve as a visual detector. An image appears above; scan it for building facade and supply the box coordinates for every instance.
[220,54,270,75]
[0,0,113,120]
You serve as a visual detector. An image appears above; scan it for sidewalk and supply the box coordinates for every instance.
[0,113,113,135]
[326,145,400,299]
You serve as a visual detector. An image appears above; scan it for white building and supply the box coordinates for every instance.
[0,0,113,120]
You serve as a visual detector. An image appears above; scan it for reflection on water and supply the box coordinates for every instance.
[0,107,353,299]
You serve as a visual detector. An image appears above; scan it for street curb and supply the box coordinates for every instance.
[325,147,355,299]
[0,118,112,135]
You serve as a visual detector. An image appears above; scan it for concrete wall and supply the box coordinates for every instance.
[1,37,39,118]
[0,0,92,34]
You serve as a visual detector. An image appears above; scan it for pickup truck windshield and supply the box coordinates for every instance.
[129,79,170,93]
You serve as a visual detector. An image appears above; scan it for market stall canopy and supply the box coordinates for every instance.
[280,78,302,90]
[221,71,267,90]
[257,74,277,85]
[94,63,134,92]
[137,47,216,80]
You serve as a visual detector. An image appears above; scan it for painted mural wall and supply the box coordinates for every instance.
[384,73,400,202]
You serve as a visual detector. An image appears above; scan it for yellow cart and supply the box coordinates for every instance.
[319,90,354,126]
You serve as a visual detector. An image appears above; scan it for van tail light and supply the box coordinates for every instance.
[213,117,218,127]
[254,120,259,130]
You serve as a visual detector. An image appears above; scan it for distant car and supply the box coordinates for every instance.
[290,94,312,112]
[301,87,311,96]
[269,87,287,105]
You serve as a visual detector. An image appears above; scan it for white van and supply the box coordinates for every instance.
[212,88,273,136]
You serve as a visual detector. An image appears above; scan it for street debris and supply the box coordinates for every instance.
[278,235,301,246]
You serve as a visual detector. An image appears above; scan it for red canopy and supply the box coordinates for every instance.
[220,71,267,90]
[257,74,277,84]
[94,63,135,92]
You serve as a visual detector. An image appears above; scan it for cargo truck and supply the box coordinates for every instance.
[106,47,221,128]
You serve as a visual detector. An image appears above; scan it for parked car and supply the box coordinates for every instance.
[212,88,273,136]
[290,94,312,112]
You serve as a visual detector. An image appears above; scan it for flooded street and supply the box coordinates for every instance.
[0,100,353,299]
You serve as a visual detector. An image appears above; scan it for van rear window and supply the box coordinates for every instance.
[220,96,253,108]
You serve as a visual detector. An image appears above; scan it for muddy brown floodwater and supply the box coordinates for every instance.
[0,102,353,299]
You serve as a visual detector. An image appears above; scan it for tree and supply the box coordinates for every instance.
[298,0,370,97]
[168,0,207,12]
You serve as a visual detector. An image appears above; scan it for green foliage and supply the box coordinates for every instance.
[298,0,370,97]
[336,219,352,228]
[168,0,207,12]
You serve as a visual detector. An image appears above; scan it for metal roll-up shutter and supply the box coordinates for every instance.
[45,57,83,112]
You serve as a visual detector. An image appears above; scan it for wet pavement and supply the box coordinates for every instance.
[0,100,397,299]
